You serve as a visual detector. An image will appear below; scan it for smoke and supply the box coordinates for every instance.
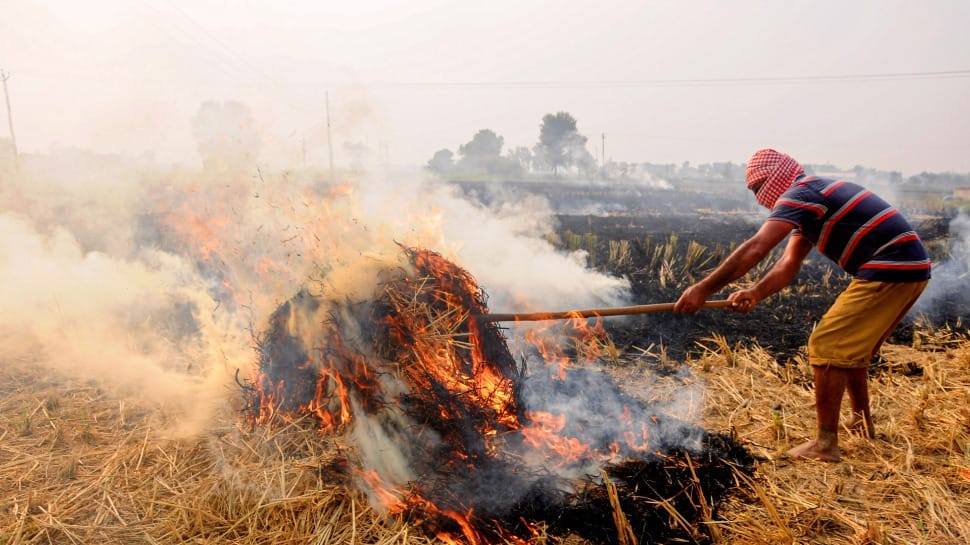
[431,185,631,312]
[517,364,705,480]
[0,219,222,433]
[915,210,970,319]
[2,108,719,524]
[0,127,635,441]
[0,153,244,435]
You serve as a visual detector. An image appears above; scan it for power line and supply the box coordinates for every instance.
[363,69,970,89]
[132,0,329,121]
[132,0,261,85]
[156,0,274,83]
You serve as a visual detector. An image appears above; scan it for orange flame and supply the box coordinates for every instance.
[520,410,591,465]
[244,246,661,544]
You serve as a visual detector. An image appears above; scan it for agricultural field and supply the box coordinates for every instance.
[2,175,968,545]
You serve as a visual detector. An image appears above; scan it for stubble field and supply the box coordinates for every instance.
[2,177,968,545]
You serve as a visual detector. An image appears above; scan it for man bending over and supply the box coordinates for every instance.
[674,148,930,462]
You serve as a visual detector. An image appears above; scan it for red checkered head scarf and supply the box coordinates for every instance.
[745,149,805,209]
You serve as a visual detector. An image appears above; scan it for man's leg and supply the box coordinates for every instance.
[869,281,927,362]
[845,368,875,438]
[788,364,846,462]
[801,279,928,460]
[847,280,926,438]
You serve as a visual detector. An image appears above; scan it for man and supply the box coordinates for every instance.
[674,149,930,462]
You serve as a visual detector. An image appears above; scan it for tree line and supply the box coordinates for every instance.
[425,111,970,195]
[426,111,596,179]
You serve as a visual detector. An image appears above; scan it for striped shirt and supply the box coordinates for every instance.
[768,176,931,282]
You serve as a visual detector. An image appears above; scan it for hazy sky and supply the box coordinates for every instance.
[3,0,969,175]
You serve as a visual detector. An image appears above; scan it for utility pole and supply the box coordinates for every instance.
[326,91,334,182]
[1,69,19,167]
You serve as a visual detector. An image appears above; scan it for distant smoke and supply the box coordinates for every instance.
[916,210,969,320]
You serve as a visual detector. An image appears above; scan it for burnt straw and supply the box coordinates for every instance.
[243,246,755,545]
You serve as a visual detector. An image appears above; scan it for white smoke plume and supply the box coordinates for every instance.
[0,137,632,442]
[2,104,730,524]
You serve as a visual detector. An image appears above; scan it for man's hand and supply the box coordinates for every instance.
[727,288,760,313]
[674,283,713,314]
[673,221,794,315]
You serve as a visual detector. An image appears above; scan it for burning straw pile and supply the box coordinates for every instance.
[242,246,755,544]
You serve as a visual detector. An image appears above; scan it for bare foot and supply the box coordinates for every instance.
[787,439,841,462]
[845,415,875,438]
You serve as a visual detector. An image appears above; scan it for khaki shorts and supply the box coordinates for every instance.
[808,278,928,369]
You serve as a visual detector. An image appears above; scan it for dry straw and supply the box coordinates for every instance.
[687,327,970,545]
[1,323,967,544]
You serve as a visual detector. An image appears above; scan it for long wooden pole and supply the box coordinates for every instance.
[476,299,733,323]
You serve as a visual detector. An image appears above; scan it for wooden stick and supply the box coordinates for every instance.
[476,299,734,323]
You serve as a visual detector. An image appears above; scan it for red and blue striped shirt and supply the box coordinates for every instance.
[768,176,931,282]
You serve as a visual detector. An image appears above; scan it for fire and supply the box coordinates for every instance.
[520,410,591,465]
[243,246,537,540]
[242,245,754,544]
[523,314,614,380]
[119,167,753,544]
[401,497,488,545]
[356,468,406,512]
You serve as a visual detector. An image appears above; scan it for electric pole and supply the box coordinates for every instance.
[326,91,334,182]
[1,69,19,167]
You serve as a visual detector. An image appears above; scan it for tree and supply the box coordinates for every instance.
[425,129,526,179]
[427,148,455,175]
[533,112,592,176]
[457,129,504,173]
[507,146,533,172]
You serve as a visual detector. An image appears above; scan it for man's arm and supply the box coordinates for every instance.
[727,230,813,312]
[674,220,795,314]
[749,230,813,300]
